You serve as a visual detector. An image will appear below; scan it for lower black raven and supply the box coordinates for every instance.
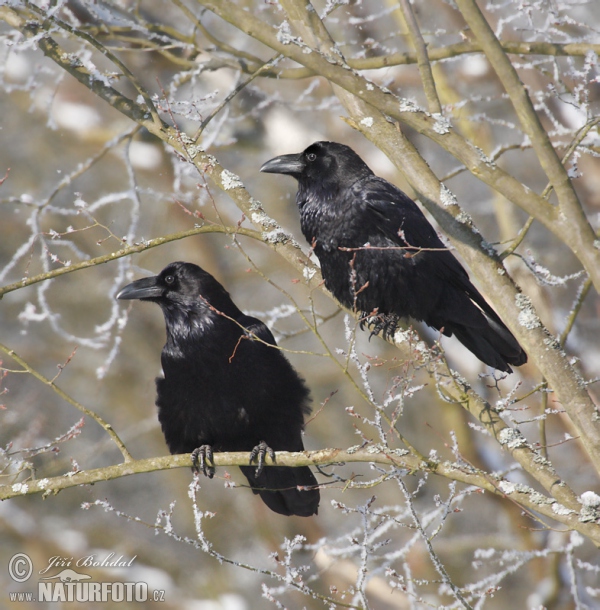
[117,261,320,516]
[261,141,527,373]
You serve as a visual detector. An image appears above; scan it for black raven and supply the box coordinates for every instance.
[261,141,527,372]
[117,261,320,516]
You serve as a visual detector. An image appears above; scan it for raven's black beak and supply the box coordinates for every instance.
[116,275,163,301]
[260,153,305,177]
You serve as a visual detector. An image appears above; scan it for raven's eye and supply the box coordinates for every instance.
[306,152,317,162]
[164,275,175,285]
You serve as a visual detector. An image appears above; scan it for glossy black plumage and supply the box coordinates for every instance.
[117,261,319,516]
[261,141,527,372]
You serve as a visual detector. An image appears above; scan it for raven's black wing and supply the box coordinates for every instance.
[234,314,320,516]
[348,177,526,370]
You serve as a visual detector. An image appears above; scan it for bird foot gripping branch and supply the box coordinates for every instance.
[191,445,215,479]
[249,440,276,477]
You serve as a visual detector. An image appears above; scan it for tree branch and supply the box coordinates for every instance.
[398,0,442,114]
[194,0,600,290]
[2,448,599,544]
[453,0,600,294]
[454,0,580,208]
[0,225,263,299]
[0,342,133,462]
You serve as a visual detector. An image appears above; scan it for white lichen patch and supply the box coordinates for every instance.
[515,293,542,329]
[543,336,561,350]
[262,229,291,244]
[398,98,422,113]
[220,169,243,191]
[276,21,301,46]
[432,113,451,135]
[498,427,528,449]
[188,146,203,160]
[579,505,600,523]
[360,117,374,127]
[455,211,473,225]
[37,478,50,489]
[440,184,458,207]
[514,483,534,495]
[551,502,575,516]
[178,134,204,160]
[501,481,554,506]
[441,460,463,472]
[532,453,554,468]
[248,197,263,211]
[12,482,28,494]
[529,490,552,506]
[251,211,278,229]
[370,444,409,457]
[498,480,516,494]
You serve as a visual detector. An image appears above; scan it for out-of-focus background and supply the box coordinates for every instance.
[1,0,599,608]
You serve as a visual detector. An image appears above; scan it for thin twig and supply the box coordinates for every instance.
[0,225,262,299]
[0,342,133,462]
[398,0,442,114]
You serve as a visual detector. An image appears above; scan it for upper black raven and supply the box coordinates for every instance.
[261,141,527,373]
[117,261,320,516]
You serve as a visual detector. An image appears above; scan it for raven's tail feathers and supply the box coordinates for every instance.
[240,465,320,517]
[446,313,527,373]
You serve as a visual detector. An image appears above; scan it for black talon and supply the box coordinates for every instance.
[191,444,215,478]
[249,440,275,477]
[360,312,400,340]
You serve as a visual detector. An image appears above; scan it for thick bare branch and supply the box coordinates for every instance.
[2,448,599,544]
[195,0,600,290]
[454,0,600,290]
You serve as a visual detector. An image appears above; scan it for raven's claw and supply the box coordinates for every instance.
[249,440,276,477]
[360,312,400,340]
[191,444,215,478]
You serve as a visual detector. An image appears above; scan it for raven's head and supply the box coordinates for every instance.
[260,141,372,193]
[117,262,240,335]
